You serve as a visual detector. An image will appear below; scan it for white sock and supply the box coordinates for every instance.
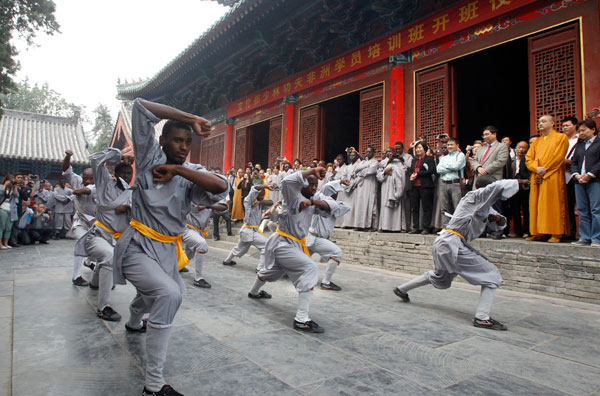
[398,273,430,292]
[249,277,266,295]
[322,259,338,284]
[195,253,204,280]
[475,286,496,320]
[294,290,313,323]
[72,256,84,280]
[224,251,234,263]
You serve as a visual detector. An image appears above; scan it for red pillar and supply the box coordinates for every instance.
[389,66,405,147]
[283,101,295,161]
[224,121,234,170]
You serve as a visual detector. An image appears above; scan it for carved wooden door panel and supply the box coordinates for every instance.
[528,24,582,134]
[416,64,452,148]
[359,86,383,157]
[234,127,248,169]
[299,105,324,164]
[268,116,282,167]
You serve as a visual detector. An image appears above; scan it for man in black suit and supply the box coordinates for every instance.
[408,141,437,234]
[507,141,531,237]
[570,119,600,247]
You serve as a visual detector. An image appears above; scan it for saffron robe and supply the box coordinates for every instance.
[231,177,244,221]
[525,129,569,236]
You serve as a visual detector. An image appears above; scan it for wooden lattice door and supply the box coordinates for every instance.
[528,24,582,134]
[268,116,282,167]
[234,127,248,169]
[200,135,225,170]
[299,105,324,164]
[416,64,452,148]
[359,86,383,157]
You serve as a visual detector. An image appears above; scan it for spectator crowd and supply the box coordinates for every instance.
[219,114,599,247]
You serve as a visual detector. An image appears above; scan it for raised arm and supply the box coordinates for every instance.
[138,99,212,137]
[152,164,227,194]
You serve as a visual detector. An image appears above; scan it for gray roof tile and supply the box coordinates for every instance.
[0,109,89,165]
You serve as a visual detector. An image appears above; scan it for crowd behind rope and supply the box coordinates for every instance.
[218,114,599,247]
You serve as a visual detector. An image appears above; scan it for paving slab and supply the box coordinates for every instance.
[439,336,600,395]
[2,239,600,395]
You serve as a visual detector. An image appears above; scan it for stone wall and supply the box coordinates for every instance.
[332,230,600,305]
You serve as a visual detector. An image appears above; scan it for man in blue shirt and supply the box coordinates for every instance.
[436,138,466,228]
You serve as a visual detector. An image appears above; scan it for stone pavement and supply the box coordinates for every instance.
[1,239,600,396]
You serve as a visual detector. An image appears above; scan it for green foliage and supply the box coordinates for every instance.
[0,77,85,120]
[90,104,114,153]
[0,0,60,111]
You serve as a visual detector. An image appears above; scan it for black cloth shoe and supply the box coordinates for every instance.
[179,267,189,273]
[227,232,234,236]
[408,229,421,234]
[72,276,89,287]
[320,282,341,291]
[142,384,184,396]
[293,319,324,333]
[39,240,49,244]
[97,306,122,322]
[393,287,410,302]
[89,283,99,290]
[421,229,431,235]
[83,260,95,271]
[125,318,148,333]
[214,236,220,241]
[193,279,211,288]
[472,317,507,331]
[248,290,271,299]
[223,260,237,266]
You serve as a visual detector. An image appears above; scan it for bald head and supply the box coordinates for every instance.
[82,168,94,186]
[538,115,555,135]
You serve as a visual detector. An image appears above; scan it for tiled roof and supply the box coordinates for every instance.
[0,108,89,165]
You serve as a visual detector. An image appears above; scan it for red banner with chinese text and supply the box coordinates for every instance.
[227,0,541,117]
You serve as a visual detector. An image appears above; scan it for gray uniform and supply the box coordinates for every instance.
[429,180,517,288]
[227,186,271,268]
[183,204,213,281]
[34,189,55,211]
[377,158,408,231]
[258,172,325,292]
[53,185,73,232]
[398,179,519,321]
[307,181,351,285]
[83,148,132,311]
[349,158,379,229]
[113,100,228,391]
[267,173,281,204]
[64,166,96,240]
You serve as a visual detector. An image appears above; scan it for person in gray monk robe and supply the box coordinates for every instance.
[112,99,228,396]
[183,197,228,289]
[79,148,133,322]
[63,150,97,287]
[224,184,273,271]
[349,146,379,230]
[52,176,74,239]
[248,167,329,333]
[307,178,351,290]
[378,147,408,232]
[394,175,527,331]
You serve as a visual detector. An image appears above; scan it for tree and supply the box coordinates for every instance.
[0,0,60,112]
[90,104,114,153]
[0,78,85,120]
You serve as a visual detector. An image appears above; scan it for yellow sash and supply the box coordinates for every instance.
[244,224,264,236]
[276,227,310,257]
[442,228,466,241]
[186,224,207,238]
[130,219,189,270]
[94,220,122,239]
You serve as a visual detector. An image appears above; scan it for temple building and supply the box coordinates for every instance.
[115,0,600,170]
[0,108,89,181]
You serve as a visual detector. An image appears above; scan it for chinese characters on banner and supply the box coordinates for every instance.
[227,0,536,117]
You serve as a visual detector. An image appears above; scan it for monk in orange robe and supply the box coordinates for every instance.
[231,169,244,221]
[525,115,569,242]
